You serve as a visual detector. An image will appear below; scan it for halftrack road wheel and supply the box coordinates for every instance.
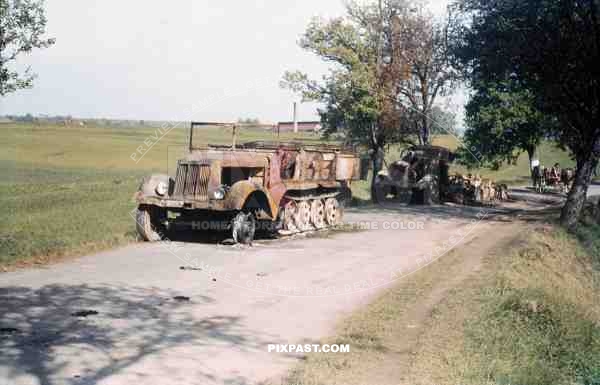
[310,199,326,229]
[232,211,256,244]
[136,206,166,242]
[282,200,298,232]
[324,198,342,226]
[295,201,312,231]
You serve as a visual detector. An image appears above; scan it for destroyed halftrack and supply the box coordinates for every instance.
[374,145,454,204]
[134,122,364,244]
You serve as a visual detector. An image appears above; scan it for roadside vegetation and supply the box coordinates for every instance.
[408,226,600,385]
[283,219,600,385]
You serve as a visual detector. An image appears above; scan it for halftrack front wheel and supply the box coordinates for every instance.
[135,206,166,242]
[232,211,256,244]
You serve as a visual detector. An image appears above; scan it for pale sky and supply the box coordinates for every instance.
[1,0,458,123]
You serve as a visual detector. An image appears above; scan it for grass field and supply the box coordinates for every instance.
[0,122,574,266]
[0,122,317,266]
[433,134,575,185]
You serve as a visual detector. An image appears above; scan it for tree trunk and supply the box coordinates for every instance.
[420,76,430,145]
[526,145,536,184]
[415,120,423,145]
[560,155,595,230]
[421,113,430,145]
[370,145,385,202]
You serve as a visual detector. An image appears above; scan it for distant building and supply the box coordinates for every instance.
[276,121,321,133]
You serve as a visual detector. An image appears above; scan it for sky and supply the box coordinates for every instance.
[0,0,460,124]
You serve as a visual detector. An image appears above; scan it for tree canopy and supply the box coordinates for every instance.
[281,0,414,199]
[282,0,458,200]
[450,0,600,229]
[395,4,460,144]
[0,0,54,96]
[458,78,555,174]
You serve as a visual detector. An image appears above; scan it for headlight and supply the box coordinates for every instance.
[212,187,225,200]
[155,181,168,196]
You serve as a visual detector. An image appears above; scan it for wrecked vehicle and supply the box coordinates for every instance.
[134,122,364,244]
[374,145,454,204]
[447,174,508,206]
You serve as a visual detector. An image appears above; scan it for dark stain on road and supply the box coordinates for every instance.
[71,310,99,317]
[179,266,202,271]
[0,327,20,335]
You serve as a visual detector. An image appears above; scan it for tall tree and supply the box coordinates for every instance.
[450,0,600,230]
[394,5,460,144]
[0,0,54,96]
[459,78,555,180]
[281,0,414,200]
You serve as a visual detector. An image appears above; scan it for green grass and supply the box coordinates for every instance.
[410,226,600,385]
[0,123,576,265]
[430,135,575,186]
[443,229,600,385]
[281,222,600,385]
[0,122,316,266]
[0,165,143,264]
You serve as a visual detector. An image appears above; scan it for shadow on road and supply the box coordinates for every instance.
[154,187,569,246]
[162,222,279,246]
[0,284,272,385]
[348,188,565,225]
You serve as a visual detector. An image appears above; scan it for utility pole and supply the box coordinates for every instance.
[293,102,298,134]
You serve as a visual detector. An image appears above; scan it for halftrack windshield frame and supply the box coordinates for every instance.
[188,121,353,154]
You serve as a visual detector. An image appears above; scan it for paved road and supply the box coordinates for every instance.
[0,203,516,385]
[511,181,600,201]
[588,181,600,197]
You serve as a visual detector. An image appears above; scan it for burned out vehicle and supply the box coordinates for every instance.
[134,122,364,244]
[446,174,509,205]
[374,145,454,204]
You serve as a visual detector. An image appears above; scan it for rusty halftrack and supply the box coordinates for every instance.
[374,145,454,204]
[134,122,365,244]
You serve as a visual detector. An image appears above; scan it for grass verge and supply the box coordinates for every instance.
[0,165,144,267]
[281,222,600,385]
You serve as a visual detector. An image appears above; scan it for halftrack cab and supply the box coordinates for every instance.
[375,145,455,204]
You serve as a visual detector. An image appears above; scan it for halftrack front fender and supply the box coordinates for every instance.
[135,174,171,202]
[224,181,278,220]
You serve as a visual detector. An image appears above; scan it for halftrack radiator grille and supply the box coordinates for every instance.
[173,162,210,200]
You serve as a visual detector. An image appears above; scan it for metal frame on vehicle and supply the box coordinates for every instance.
[134,121,364,243]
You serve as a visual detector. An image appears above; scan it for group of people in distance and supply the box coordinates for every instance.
[532,160,575,193]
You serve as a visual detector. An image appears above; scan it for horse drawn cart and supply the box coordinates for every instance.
[532,162,575,194]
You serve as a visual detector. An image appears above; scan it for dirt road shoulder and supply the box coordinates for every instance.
[280,222,525,385]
